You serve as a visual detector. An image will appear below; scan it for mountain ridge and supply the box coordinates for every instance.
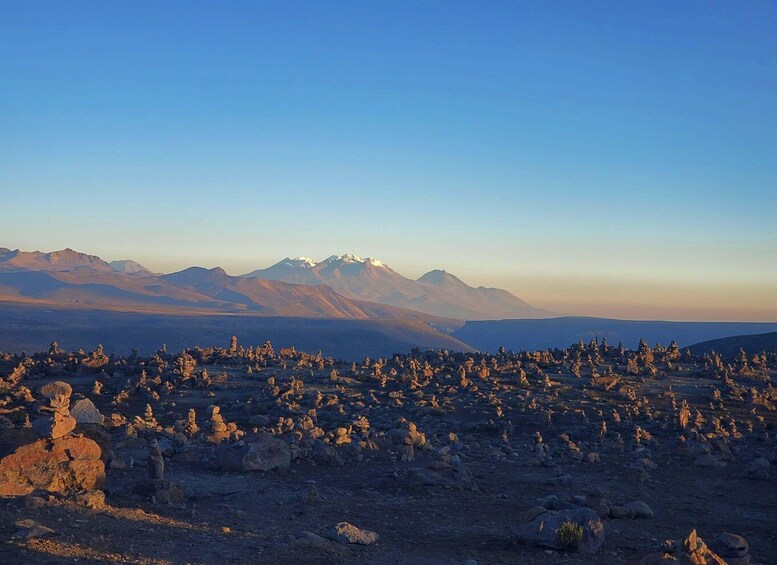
[0,247,113,272]
[243,255,551,320]
[0,248,464,334]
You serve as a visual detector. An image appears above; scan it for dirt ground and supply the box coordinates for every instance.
[1,347,775,564]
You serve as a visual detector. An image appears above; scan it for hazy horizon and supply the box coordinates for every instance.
[2,3,776,322]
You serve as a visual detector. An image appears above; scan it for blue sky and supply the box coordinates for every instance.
[1,2,776,320]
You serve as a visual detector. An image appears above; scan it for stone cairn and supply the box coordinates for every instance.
[206,405,239,443]
[33,381,76,440]
[183,408,199,438]
[148,440,165,481]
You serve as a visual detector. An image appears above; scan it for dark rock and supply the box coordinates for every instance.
[514,507,605,554]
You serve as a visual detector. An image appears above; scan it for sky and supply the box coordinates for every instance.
[1,2,776,321]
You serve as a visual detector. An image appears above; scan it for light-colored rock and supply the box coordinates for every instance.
[330,522,379,545]
[71,398,103,425]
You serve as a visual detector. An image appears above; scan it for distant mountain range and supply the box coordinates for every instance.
[1,247,775,359]
[243,254,551,320]
[0,247,113,273]
[0,248,549,322]
[0,247,457,324]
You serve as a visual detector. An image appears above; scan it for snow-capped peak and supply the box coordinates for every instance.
[322,254,387,268]
[290,257,317,267]
[341,253,361,263]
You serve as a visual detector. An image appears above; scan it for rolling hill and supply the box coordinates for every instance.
[687,331,777,357]
[453,317,777,353]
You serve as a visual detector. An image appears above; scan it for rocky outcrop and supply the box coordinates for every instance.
[0,435,105,495]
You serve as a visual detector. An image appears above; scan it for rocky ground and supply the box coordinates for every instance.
[0,337,775,564]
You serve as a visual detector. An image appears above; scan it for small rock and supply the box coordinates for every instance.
[74,489,106,509]
[330,522,379,545]
[23,495,47,510]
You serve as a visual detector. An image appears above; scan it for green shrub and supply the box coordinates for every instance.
[557,521,583,551]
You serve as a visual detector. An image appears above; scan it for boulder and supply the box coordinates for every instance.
[71,399,104,425]
[609,505,630,519]
[311,440,344,467]
[514,506,605,554]
[76,424,112,461]
[624,500,654,518]
[0,436,104,496]
[715,532,751,563]
[221,433,290,472]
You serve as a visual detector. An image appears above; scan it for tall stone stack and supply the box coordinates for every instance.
[206,405,229,443]
[203,405,243,443]
[32,381,77,440]
[209,405,228,433]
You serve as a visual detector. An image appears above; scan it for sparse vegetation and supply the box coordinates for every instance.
[557,521,583,551]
